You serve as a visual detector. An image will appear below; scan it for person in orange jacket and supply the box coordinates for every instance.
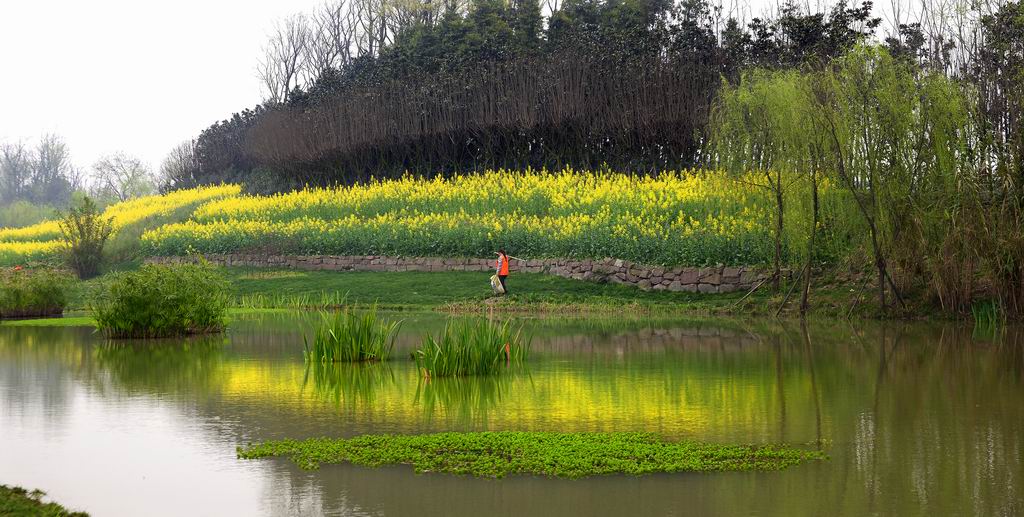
[495,249,510,295]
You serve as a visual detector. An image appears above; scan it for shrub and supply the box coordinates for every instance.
[90,262,229,338]
[58,196,113,279]
[304,306,400,362]
[0,267,74,318]
[415,319,530,377]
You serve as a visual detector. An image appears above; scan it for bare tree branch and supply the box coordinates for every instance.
[91,152,154,202]
[258,14,312,103]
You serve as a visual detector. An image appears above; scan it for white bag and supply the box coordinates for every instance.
[490,274,505,294]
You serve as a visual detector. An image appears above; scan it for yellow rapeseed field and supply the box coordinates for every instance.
[0,185,240,266]
[4,170,838,266]
[144,169,779,265]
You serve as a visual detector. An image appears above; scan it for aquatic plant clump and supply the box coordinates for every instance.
[414,319,530,377]
[0,267,75,319]
[304,306,400,362]
[237,431,825,478]
[89,262,230,338]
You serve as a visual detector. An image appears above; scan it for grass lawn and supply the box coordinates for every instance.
[48,265,890,319]
[224,268,752,311]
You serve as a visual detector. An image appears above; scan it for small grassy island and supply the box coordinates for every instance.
[0,268,74,319]
[90,262,229,338]
[0,485,87,516]
[237,431,824,478]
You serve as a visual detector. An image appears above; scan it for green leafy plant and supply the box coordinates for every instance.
[89,261,229,338]
[303,306,400,362]
[414,319,530,377]
[0,267,75,318]
[58,196,113,279]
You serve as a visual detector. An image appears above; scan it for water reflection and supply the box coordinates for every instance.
[1,316,1022,516]
[301,362,396,409]
[91,335,228,395]
[414,373,520,426]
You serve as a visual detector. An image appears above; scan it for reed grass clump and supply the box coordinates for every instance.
[414,319,530,377]
[0,267,75,319]
[89,262,230,338]
[237,291,348,310]
[971,299,1006,339]
[303,306,400,363]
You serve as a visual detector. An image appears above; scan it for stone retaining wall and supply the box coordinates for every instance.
[148,254,778,293]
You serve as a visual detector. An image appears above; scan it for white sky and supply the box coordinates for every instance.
[0,0,323,177]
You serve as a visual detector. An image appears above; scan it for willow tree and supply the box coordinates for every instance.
[708,69,824,301]
[811,46,972,313]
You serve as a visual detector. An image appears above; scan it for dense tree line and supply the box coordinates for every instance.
[0,135,81,228]
[0,134,80,207]
[190,0,901,190]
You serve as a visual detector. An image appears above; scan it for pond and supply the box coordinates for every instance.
[1,312,1021,516]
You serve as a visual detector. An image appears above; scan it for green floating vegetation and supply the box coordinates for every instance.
[237,431,824,478]
[304,306,400,363]
[414,319,530,377]
[0,484,88,516]
[89,261,229,338]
